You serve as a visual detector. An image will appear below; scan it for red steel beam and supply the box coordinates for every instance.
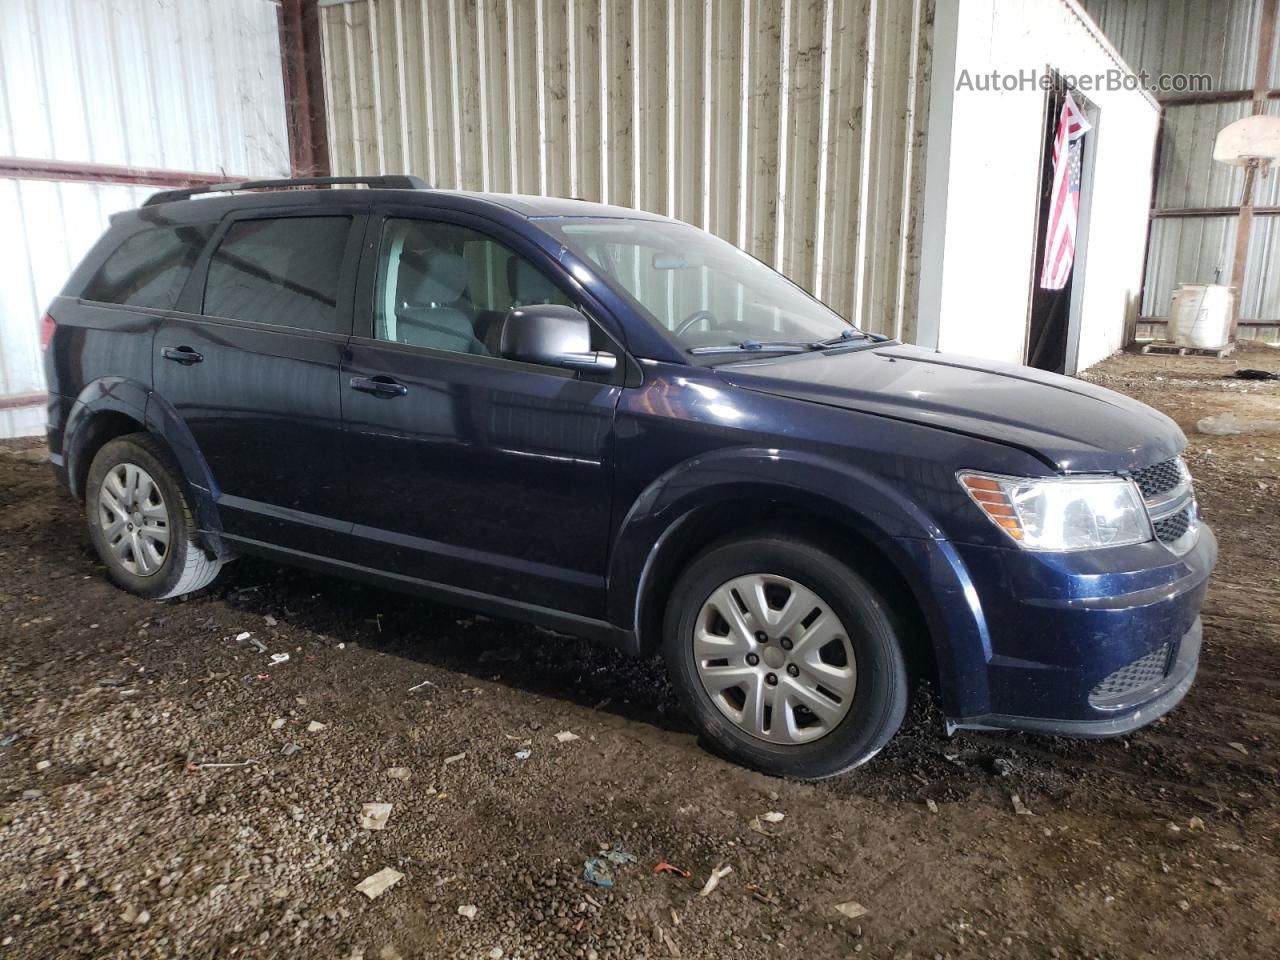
[0,392,45,411]
[279,0,331,177]
[0,157,243,190]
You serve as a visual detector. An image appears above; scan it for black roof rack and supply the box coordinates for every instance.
[143,174,430,207]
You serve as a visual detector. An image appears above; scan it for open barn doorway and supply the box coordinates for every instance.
[1026,76,1098,373]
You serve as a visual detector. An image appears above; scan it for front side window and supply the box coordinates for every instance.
[374,219,572,357]
[82,223,213,309]
[203,216,351,333]
[543,219,856,361]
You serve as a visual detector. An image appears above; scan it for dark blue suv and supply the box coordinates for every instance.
[42,176,1215,778]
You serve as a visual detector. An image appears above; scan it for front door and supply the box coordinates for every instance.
[155,209,365,556]
[341,213,622,618]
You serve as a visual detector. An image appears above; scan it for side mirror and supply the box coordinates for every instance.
[500,304,617,373]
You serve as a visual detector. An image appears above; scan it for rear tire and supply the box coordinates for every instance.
[662,534,908,779]
[85,433,222,599]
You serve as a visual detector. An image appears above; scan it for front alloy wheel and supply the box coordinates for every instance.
[663,534,908,779]
[694,574,856,744]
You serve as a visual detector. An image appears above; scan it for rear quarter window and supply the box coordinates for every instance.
[202,216,351,333]
[81,223,214,309]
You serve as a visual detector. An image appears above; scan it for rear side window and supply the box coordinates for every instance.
[203,216,351,333]
[82,224,213,309]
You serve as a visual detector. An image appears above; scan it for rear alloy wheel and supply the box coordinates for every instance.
[96,461,171,577]
[85,434,223,599]
[664,535,908,779]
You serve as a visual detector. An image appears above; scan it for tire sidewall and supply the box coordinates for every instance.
[663,537,908,779]
[85,437,193,600]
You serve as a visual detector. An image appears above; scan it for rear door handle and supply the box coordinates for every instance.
[349,375,408,398]
[161,345,203,365]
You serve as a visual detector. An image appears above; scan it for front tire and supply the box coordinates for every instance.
[85,434,223,599]
[663,534,908,779]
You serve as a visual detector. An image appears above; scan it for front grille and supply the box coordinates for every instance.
[1153,508,1192,543]
[1089,643,1171,705]
[1133,459,1183,499]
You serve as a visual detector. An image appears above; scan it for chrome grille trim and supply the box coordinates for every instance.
[1132,458,1199,554]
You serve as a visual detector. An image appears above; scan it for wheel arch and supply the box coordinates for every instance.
[609,448,992,717]
[65,378,227,558]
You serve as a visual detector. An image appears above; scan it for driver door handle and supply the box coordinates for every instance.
[161,345,203,364]
[349,375,408,398]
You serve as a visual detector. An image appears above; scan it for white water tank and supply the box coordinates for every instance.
[1167,283,1233,350]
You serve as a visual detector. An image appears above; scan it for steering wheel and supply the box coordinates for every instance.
[675,309,718,337]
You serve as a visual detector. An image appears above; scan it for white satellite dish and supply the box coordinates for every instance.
[1213,114,1280,170]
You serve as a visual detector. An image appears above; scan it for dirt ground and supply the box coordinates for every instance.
[2,345,1278,960]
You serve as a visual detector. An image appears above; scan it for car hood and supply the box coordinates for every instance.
[713,344,1184,472]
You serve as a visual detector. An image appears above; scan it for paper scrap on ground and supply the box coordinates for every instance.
[360,803,393,831]
[553,731,579,743]
[698,864,732,897]
[834,899,868,919]
[307,721,327,732]
[356,867,405,900]
[385,767,411,780]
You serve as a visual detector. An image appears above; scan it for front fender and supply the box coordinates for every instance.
[607,446,994,718]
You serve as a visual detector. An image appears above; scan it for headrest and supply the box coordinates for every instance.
[507,257,558,305]
[402,252,467,305]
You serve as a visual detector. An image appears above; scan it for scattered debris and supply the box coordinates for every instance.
[1188,816,1206,831]
[120,904,150,925]
[1227,741,1249,756]
[97,678,126,688]
[192,759,259,770]
[307,721,327,733]
[355,867,405,900]
[583,844,637,888]
[407,679,436,692]
[1011,794,1034,816]
[281,743,303,756]
[271,718,287,730]
[385,767,411,780]
[834,899,868,920]
[553,731,580,743]
[234,631,251,643]
[0,734,17,748]
[1232,368,1279,381]
[264,614,278,626]
[269,653,291,666]
[514,749,531,761]
[360,803,393,831]
[35,759,51,771]
[925,798,939,814]
[21,789,42,800]
[443,752,466,765]
[1197,413,1280,436]
[583,857,616,888]
[457,904,477,920]
[655,862,690,878]
[748,817,776,837]
[698,864,732,897]
[759,811,785,824]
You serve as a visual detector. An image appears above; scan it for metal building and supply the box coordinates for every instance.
[0,0,292,437]
[1083,0,1280,343]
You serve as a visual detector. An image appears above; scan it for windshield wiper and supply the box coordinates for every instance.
[688,339,814,355]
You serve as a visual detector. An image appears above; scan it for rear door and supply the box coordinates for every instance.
[153,206,366,557]
[340,209,623,618]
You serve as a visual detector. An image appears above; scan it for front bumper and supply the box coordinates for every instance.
[942,523,1216,737]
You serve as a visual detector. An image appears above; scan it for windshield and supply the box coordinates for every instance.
[543,218,857,359]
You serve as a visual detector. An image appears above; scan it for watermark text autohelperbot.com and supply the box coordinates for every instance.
[957,68,1212,95]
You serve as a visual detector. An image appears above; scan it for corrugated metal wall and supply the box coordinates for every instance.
[318,0,932,338]
[0,0,291,437]
[1081,0,1280,336]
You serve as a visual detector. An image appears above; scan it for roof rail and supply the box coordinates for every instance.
[142,174,430,207]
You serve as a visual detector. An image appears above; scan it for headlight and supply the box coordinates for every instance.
[958,471,1152,551]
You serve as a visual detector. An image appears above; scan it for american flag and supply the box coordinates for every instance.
[1039,93,1092,290]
